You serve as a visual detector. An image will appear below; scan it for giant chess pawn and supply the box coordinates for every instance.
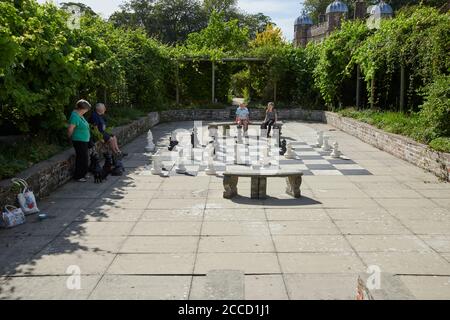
[331,141,342,159]
[285,143,295,159]
[145,129,156,152]
[175,148,187,174]
[150,153,162,175]
[315,131,324,148]
[322,136,331,152]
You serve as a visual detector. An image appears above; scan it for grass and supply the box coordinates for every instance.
[338,108,450,153]
[0,136,69,181]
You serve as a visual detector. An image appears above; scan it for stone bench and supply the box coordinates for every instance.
[223,169,303,199]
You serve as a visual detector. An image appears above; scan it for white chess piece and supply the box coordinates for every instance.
[285,143,295,159]
[236,126,243,144]
[205,144,216,175]
[175,148,187,174]
[150,153,162,175]
[235,143,245,165]
[193,127,200,148]
[315,131,324,148]
[331,141,342,158]
[145,129,156,152]
[261,146,270,167]
[322,136,331,152]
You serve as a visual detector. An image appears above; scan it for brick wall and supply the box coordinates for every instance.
[324,112,450,181]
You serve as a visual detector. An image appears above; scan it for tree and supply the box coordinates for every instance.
[110,0,271,44]
[250,24,285,48]
[110,0,207,44]
[186,11,249,55]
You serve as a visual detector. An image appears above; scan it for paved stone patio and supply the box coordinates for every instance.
[1,121,449,300]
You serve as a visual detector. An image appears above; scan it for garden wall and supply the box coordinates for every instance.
[159,108,324,122]
[0,112,160,208]
[323,112,450,181]
[1,108,448,209]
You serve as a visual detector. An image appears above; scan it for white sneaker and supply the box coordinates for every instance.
[77,178,87,182]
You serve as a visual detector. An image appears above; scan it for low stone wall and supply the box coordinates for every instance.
[323,112,450,181]
[160,108,324,122]
[0,112,160,208]
[2,108,447,208]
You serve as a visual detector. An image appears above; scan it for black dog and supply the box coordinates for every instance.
[168,137,179,151]
[89,152,104,183]
[102,153,114,179]
[111,157,125,176]
[279,139,287,156]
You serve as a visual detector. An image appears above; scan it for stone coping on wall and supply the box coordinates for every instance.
[159,108,325,122]
[323,111,450,182]
[0,112,160,208]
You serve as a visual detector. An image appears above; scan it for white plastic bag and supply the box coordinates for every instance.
[1,205,26,228]
[11,178,40,215]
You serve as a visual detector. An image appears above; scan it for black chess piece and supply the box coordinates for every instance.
[279,139,287,156]
[168,137,179,151]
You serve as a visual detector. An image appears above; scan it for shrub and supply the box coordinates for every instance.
[418,75,450,141]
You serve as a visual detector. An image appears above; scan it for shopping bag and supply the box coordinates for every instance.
[11,178,40,215]
[1,205,26,228]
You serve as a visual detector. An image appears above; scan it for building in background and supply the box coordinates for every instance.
[294,0,394,47]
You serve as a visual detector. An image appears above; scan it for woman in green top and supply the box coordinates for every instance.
[68,100,91,182]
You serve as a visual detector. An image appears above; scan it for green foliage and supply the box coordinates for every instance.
[0,135,69,181]
[354,6,449,109]
[186,11,249,58]
[418,74,450,140]
[314,20,369,106]
[429,137,450,153]
[337,107,449,153]
[0,0,88,133]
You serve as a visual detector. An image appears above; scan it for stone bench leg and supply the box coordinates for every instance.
[223,176,239,199]
[251,177,267,199]
[286,176,302,198]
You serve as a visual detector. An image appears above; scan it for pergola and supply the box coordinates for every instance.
[175,57,267,104]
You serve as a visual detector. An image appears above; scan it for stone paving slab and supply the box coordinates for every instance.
[89,275,191,300]
[0,120,449,299]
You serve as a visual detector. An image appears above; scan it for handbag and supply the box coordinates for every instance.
[11,178,40,215]
[1,205,26,228]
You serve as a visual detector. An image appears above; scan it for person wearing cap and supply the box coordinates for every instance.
[67,99,91,182]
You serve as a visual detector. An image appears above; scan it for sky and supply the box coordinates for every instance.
[38,0,303,41]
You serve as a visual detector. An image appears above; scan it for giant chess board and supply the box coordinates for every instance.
[148,134,372,177]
